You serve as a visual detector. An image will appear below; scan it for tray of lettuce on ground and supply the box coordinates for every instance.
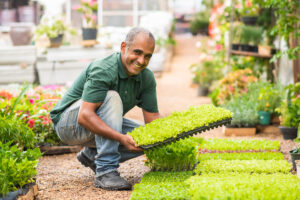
[129,105,232,149]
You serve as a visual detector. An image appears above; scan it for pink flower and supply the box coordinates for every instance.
[89,1,97,7]
[246,0,252,7]
[91,14,97,21]
[235,3,242,9]
[215,44,222,51]
[72,5,81,10]
[29,99,34,104]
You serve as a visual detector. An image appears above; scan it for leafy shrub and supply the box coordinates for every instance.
[197,152,284,161]
[0,116,35,149]
[129,105,232,146]
[0,142,42,196]
[194,160,291,174]
[145,138,197,171]
[187,173,300,200]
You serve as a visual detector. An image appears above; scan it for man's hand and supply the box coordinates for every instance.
[120,135,143,152]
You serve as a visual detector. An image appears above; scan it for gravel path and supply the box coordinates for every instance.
[36,34,298,200]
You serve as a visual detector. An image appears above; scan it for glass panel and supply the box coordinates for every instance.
[103,15,133,26]
[103,0,132,11]
[138,0,168,11]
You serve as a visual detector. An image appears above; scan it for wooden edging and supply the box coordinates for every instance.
[18,184,38,200]
[39,145,82,155]
[223,127,257,136]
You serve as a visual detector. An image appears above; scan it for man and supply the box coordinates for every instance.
[50,27,160,191]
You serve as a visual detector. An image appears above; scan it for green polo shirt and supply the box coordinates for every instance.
[50,52,158,125]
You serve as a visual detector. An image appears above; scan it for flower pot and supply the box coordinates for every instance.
[240,44,251,52]
[241,16,258,26]
[258,111,271,125]
[248,45,258,53]
[0,9,17,26]
[231,44,240,51]
[279,126,298,140]
[197,86,209,96]
[49,34,63,48]
[290,150,300,171]
[18,5,36,23]
[82,28,98,40]
[9,23,33,46]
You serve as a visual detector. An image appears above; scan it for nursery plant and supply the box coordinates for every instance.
[194,160,291,174]
[130,171,192,200]
[129,105,232,147]
[145,138,198,171]
[194,138,280,151]
[187,173,300,200]
[0,142,42,196]
[197,152,284,161]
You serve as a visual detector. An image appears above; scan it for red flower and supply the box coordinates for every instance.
[28,119,35,128]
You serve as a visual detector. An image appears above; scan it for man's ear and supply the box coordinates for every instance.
[121,42,126,52]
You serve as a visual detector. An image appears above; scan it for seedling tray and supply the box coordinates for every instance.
[139,117,232,150]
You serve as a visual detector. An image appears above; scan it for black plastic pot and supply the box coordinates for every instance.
[198,86,209,96]
[82,28,98,40]
[290,150,300,170]
[240,44,251,52]
[279,126,298,140]
[49,34,63,48]
[231,44,240,51]
[249,45,258,53]
[241,16,258,26]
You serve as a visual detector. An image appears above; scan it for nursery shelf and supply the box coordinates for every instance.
[139,118,232,150]
[231,50,272,58]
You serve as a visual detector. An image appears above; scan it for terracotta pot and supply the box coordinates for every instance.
[9,23,33,46]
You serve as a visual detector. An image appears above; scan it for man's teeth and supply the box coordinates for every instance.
[135,64,142,68]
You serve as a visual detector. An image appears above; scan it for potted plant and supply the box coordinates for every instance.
[190,57,223,96]
[232,22,242,51]
[34,16,76,48]
[189,12,209,36]
[222,90,259,136]
[257,82,283,125]
[276,82,300,140]
[239,0,260,26]
[290,147,300,171]
[73,0,98,41]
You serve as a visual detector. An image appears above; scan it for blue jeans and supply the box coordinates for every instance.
[54,91,144,177]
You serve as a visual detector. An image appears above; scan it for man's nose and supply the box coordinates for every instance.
[137,56,145,65]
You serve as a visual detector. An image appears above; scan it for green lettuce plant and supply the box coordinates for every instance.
[129,105,232,146]
[197,152,284,161]
[130,171,192,200]
[145,138,197,171]
[194,160,291,174]
[187,173,300,200]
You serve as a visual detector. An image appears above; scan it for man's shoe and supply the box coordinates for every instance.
[94,171,131,190]
[77,151,96,173]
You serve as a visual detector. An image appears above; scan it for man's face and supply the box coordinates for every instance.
[121,33,155,76]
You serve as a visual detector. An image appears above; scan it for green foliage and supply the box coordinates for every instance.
[187,173,300,200]
[189,12,209,35]
[194,160,291,174]
[0,116,36,149]
[196,138,280,151]
[0,142,42,196]
[290,148,300,154]
[155,37,176,48]
[129,105,232,146]
[261,0,300,60]
[240,25,264,45]
[197,152,284,161]
[130,171,192,200]
[276,82,300,127]
[190,60,223,88]
[145,138,197,171]
[34,16,76,40]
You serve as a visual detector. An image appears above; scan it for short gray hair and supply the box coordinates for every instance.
[125,27,155,46]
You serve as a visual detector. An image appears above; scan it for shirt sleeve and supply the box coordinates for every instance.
[137,71,159,113]
[82,69,112,103]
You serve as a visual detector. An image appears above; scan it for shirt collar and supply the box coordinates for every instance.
[117,52,141,81]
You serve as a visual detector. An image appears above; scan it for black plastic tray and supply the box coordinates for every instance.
[139,117,232,150]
